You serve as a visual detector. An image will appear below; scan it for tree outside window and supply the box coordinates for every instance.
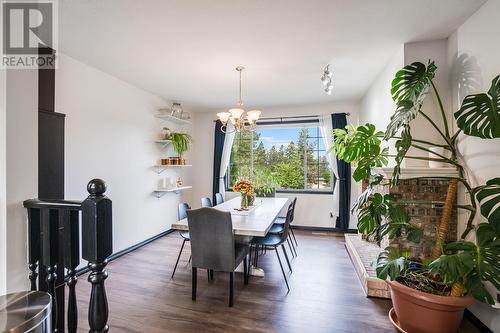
[228,125,332,192]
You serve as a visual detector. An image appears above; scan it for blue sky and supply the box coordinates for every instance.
[256,127,326,151]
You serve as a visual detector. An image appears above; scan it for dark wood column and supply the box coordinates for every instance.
[37,46,65,333]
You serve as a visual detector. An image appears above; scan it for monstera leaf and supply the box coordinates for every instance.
[475,178,500,224]
[391,61,437,103]
[385,62,437,140]
[352,147,389,181]
[333,124,384,162]
[392,125,412,185]
[375,205,422,243]
[385,97,425,140]
[429,223,500,304]
[352,173,384,213]
[376,247,407,281]
[454,75,500,139]
[357,193,390,234]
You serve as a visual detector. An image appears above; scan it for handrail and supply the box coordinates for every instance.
[23,199,83,210]
[23,179,112,333]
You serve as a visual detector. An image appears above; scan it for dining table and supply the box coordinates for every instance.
[171,196,289,276]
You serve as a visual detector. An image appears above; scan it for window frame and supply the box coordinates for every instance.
[225,119,335,195]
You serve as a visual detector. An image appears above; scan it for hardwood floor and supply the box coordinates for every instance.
[75,230,480,333]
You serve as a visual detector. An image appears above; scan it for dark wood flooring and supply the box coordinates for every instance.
[75,230,480,333]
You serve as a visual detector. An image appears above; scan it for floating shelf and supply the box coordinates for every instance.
[153,186,192,198]
[155,113,192,125]
[154,164,192,174]
[155,139,172,145]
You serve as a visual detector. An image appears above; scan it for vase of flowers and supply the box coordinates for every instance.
[232,179,254,209]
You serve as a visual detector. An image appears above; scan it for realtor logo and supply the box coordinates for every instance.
[1,0,58,69]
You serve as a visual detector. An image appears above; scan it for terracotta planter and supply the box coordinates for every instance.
[387,280,474,333]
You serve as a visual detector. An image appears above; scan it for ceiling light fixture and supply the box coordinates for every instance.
[321,64,333,95]
[217,66,261,133]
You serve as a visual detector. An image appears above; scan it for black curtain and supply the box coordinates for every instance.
[213,120,226,204]
[331,113,351,230]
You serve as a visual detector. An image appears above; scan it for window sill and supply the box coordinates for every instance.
[225,188,333,195]
[276,189,333,195]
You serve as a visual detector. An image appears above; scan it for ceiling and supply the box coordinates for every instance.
[58,0,485,111]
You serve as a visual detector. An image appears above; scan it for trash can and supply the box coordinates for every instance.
[0,291,51,333]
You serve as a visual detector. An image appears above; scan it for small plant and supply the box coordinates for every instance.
[169,132,193,158]
[253,169,277,197]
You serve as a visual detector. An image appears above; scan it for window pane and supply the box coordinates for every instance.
[227,125,332,192]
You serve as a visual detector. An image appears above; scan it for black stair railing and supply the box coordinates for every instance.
[23,179,113,333]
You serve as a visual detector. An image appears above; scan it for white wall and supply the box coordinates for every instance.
[360,46,404,134]
[5,69,38,292]
[360,40,453,168]
[190,101,360,229]
[404,39,453,167]
[0,68,6,294]
[57,54,190,256]
[360,45,404,166]
[447,0,500,330]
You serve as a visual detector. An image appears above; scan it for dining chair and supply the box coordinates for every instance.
[187,207,250,306]
[269,197,297,256]
[201,197,212,208]
[215,192,224,205]
[251,202,294,292]
[171,203,191,278]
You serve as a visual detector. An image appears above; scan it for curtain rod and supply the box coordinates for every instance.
[212,112,350,122]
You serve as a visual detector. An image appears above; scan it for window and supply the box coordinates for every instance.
[227,122,333,193]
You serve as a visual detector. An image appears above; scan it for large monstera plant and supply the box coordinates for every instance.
[331,60,500,303]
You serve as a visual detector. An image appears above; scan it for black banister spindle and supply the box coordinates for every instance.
[62,208,80,333]
[41,208,59,332]
[82,179,113,333]
[27,208,41,291]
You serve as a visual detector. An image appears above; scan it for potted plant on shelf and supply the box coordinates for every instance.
[331,61,500,333]
[169,132,193,165]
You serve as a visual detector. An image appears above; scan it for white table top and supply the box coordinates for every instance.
[171,197,289,237]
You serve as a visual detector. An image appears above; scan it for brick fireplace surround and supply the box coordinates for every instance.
[345,167,459,299]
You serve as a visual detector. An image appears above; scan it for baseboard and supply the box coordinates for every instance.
[74,229,175,277]
[292,225,357,233]
[464,309,494,333]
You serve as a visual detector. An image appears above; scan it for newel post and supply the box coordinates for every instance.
[82,179,112,333]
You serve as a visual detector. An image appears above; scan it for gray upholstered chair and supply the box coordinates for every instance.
[187,207,249,306]
[200,197,212,208]
[215,192,224,205]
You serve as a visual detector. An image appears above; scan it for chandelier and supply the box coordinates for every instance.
[217,66,261,133]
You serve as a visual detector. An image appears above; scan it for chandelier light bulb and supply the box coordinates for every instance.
[229,108,244,119]
[216,112,231,123]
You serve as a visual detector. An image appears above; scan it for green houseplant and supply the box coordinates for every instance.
[253,169,278,197]
[332,61,500,333]
[169,132,193,165]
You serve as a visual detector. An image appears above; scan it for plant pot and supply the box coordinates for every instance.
[387,280,474,333]
[179,158,185,165]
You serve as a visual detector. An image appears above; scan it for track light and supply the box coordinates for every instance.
[321,64,333,95]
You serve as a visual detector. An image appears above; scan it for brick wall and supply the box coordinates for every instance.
[390,179,457,260]
[367,178,457,260]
